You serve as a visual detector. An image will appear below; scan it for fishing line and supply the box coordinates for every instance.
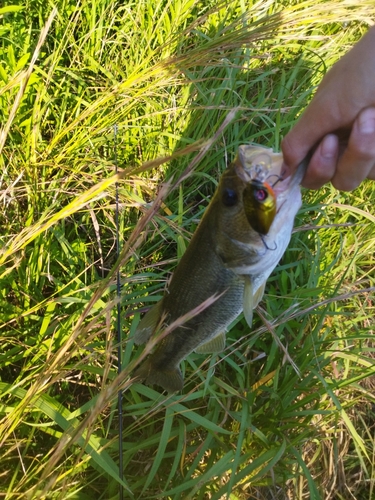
[114,124,124,500]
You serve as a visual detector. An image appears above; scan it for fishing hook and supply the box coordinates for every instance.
[260,234,277,252]
[266,173,283,187]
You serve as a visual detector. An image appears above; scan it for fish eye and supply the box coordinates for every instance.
[222,188,238,206]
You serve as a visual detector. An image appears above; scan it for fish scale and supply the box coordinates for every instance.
[132,145,307,393]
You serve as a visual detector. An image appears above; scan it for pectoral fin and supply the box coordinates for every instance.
[253,281,266,308]
[243,278,266,328]
[195,332,226,354]
[243,276,254,327]
[133,301,162,345]
[217,236,259,269]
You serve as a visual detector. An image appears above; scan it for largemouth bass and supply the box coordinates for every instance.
[133,145,307,393]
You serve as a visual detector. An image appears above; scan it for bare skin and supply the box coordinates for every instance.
[282,25,375,191]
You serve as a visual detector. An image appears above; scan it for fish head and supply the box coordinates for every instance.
[234,144,307,231]
[212,145,307,272]
[211,160,261,245]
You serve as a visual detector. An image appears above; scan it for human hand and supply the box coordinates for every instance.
[282,26,375,191]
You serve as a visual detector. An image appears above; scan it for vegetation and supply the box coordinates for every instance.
[1,0,374,498]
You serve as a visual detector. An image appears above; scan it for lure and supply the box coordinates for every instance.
[242,179,276,235]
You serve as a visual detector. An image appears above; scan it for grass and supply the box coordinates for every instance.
[1,0,375,498]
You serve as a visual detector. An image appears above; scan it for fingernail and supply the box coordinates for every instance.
[321,134,337,158]
[358,108,375,134]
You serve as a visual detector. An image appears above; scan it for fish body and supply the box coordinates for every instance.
[133,145,307,392]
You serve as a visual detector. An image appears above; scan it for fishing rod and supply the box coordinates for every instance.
[114,124,124,500]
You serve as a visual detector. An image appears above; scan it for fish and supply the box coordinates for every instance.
[132,145,307,393]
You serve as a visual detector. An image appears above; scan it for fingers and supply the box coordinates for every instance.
[282,27,375,191]
[368,166,375,180]
[331,107,375,190]
[284,107,375,191]
[281,109,326,172]
[300,134,339,189]
[281,91,343,173]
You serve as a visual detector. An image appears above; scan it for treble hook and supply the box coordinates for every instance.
[266,174,283,187]
[260,234,277,252]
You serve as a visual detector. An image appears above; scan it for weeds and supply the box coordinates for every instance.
[0,1,374,498]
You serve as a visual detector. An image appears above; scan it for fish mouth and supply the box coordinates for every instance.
[234,144,301,207]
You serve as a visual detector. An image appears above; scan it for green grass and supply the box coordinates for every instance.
[1,0,375,498]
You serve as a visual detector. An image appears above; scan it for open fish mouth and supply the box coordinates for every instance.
[234,145,298,207]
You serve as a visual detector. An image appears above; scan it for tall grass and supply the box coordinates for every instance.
[1,0,374,498]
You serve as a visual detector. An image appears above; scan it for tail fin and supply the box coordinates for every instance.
[133,359,183,393]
